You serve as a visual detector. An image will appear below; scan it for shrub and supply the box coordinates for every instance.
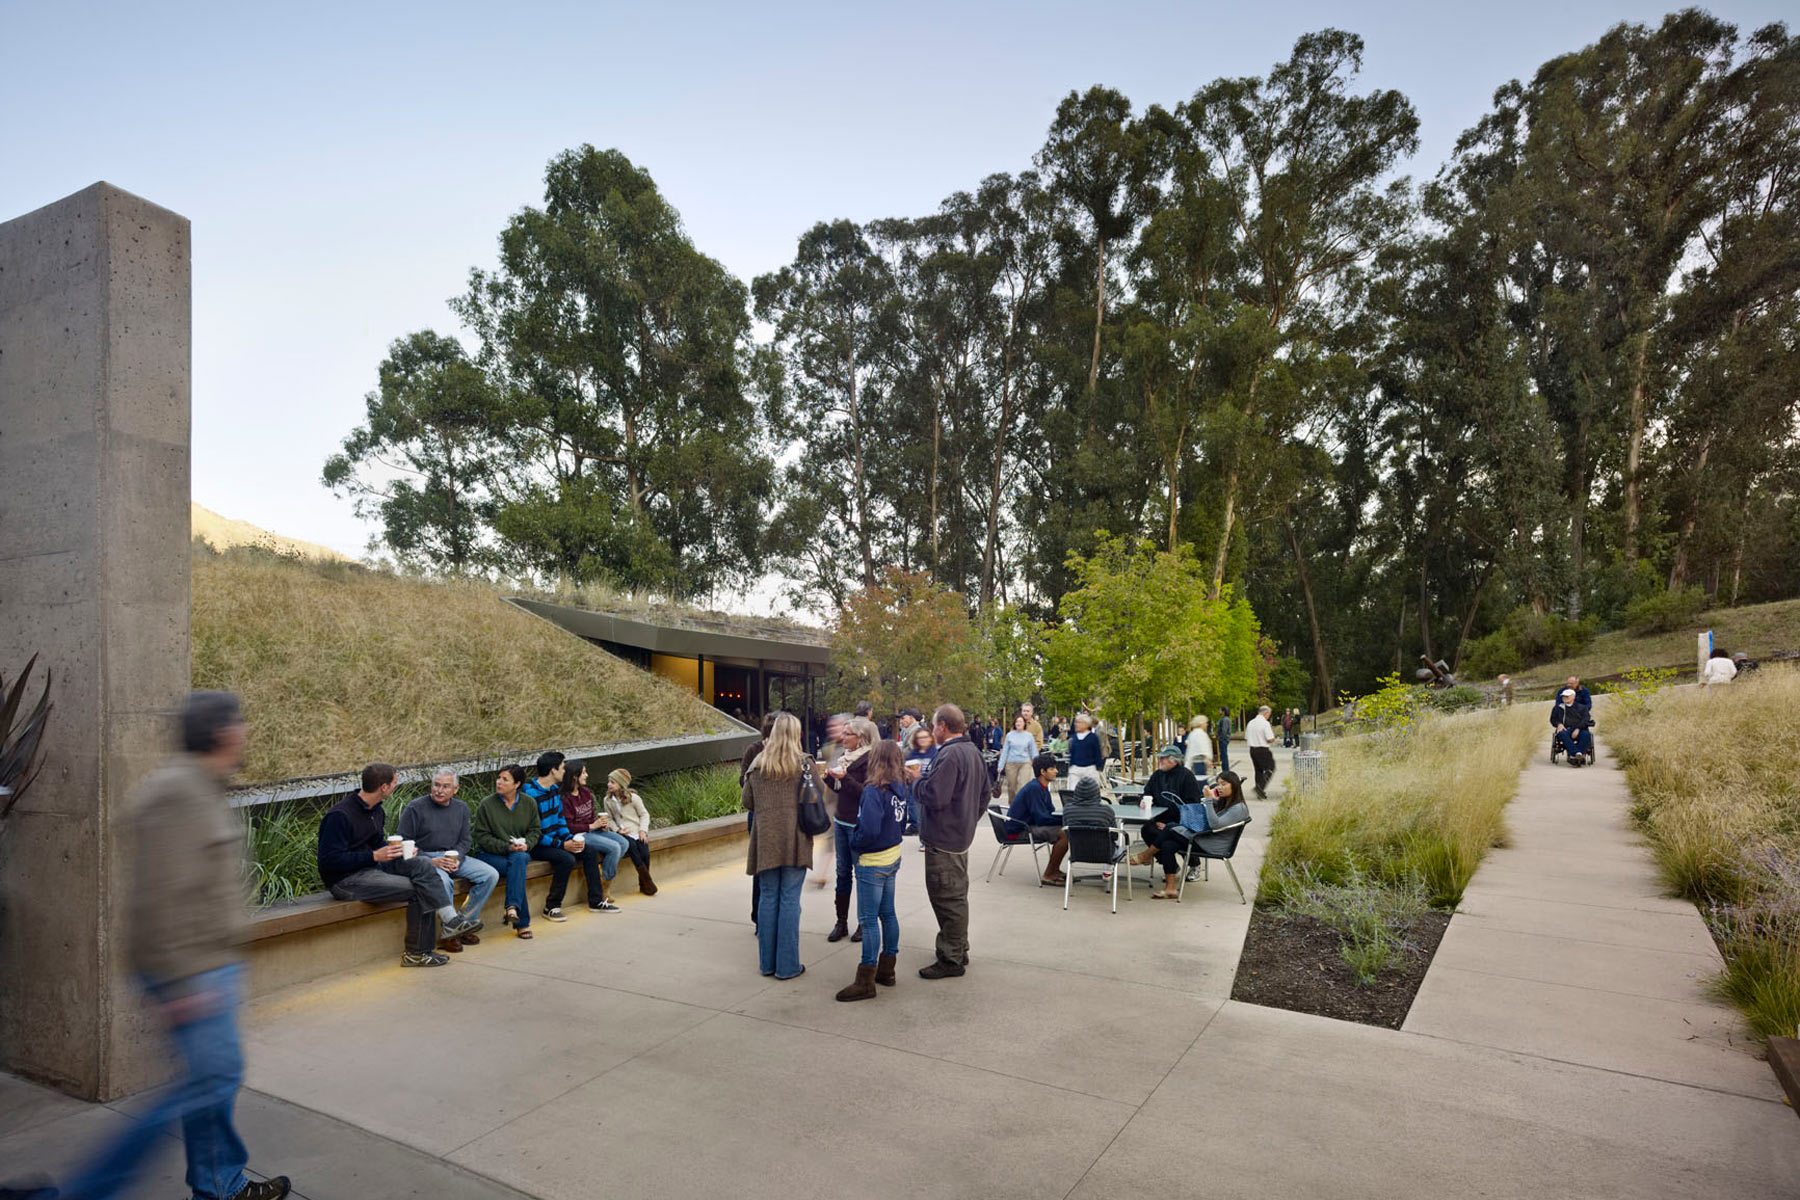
[1425,684,1486,713]
[1624,587,1708,636]
[1280,866,1431,984]
[1597,666,1678,718]
[1461,629,1520,678]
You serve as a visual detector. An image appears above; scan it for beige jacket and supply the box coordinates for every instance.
[129,755,249,988]
[605,788,651,839]
[741,766,814,875]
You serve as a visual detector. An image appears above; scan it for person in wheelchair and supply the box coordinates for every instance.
[1551,688,1594,766]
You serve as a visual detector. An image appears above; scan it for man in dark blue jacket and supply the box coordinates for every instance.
[1004,753,1070,885]
[317,763,478,967]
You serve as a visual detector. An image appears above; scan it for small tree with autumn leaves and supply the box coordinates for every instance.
[827,569,987,715]
[1044,535,1260,770]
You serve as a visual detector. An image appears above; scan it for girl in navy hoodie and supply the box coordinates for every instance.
[836,740,908,1002]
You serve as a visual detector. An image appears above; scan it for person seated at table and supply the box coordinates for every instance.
[1177,771,1250,880]
[1061,772,1114,829]
[1004,753,1071,886]
[1130,744,1207,899]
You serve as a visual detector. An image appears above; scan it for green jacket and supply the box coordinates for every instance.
[471,791,541,855]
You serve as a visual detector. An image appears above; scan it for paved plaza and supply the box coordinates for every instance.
[6,743,1799,1199]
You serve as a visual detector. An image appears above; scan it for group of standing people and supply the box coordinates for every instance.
[741,703,991,1002]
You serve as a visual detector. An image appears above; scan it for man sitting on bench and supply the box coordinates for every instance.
[398,768,497,953]
[317,763,480,967]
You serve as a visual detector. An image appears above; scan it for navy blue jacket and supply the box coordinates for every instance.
[1004,779,1061,838]
[1067,730,1104,769]
[317,791,387,887]
[850,781,907,858]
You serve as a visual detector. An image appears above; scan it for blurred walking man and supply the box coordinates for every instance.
[1246,705,1277,800]
[908,703,987,979]
[0,692,292,1200]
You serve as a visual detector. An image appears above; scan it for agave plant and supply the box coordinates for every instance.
[0,655,53,840]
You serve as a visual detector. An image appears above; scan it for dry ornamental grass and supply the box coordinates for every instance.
[192,546,728,783]
[1606,668,1800,1040]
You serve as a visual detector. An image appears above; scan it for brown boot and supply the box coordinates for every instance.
[827,892,850,942]
[835,962,878,1002]
[875,954,896,987]
[634,859,658,896]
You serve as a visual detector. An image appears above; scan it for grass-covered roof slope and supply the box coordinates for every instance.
[191,545,730,784]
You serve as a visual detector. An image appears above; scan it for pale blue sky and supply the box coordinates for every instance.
[3,1,1791,563]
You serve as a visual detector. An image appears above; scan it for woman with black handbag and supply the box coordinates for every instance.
[742,712,816,980]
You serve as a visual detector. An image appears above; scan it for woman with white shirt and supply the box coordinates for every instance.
[1701,650,1739,687]
[1184,714,1213,779]
[998,714,1040,803]
[604,768,657,896]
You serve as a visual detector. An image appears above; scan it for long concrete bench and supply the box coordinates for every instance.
[245,813,750,995]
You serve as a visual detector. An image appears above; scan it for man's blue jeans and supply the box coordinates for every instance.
[832,821,855,896]
[854,860,900,967]
[62,963,248,1200]
[433,854,499,921]
[755,865,807,978]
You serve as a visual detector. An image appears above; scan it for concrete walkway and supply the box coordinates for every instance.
[8,741,1799,1198]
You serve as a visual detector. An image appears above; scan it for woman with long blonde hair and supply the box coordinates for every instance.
[741,712,813,979]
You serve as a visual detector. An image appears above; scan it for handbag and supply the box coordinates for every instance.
[796,757,832,837]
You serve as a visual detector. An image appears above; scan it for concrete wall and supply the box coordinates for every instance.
[0,184,191,1099]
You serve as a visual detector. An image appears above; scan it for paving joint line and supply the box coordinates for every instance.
[1427,960,1722,1004]
[1394,1025,1783,1106]
[1058,997,1227,1200]
[1463,889,1698,916]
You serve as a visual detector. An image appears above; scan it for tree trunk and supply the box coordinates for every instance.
[1452,567,1494,673]
[1567,421,1591,617]
[1087,235,1106,399]
[1667,434,1712,592]
[1395,595,1408,675]
[981,343,1015,609]
[1417,556,1435,664]
[1729,481,1753,605]
[846,346,875,587]
[1623,331,1650,562]
[1284,520,1334,705]
[1209,468,1239,597]
[929,375,942,580]
[1166,424,1185,552]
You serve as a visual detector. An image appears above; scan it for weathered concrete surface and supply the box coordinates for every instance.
[0,1070,531,1199]
[0,183,191,1099]
[1404,736,1779,1099]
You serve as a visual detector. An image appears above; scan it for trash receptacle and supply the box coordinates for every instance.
[1291,749,1325,792]
[1299,732,1323,753]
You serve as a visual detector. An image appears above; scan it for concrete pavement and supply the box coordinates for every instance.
[7,741,1797,1198]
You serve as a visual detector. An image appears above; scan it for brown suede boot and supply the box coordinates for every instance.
[835,962,878,1002]
[874,954,896,987]
[827,892,850,942]
[634,859,658,896]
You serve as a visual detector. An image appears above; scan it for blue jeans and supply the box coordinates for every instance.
[63,964,248,1200]
[433,854,499,920]
[475,850,531,929]
[586,829,628,878]
[1557,727,1593,757]
[756,865,806,978]
[854,860,900,967]
[833,821,855,897]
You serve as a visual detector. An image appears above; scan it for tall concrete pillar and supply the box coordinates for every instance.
[0,183,191,1099]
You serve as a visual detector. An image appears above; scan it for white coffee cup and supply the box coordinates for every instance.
[401,839,417,859]
[570,834,585,851]
[444,849,459,863]
[510,836,526,849]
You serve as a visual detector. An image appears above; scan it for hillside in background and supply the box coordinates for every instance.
[192,502,350,562]
[1513,598,1800,691]
[191,545,729,783]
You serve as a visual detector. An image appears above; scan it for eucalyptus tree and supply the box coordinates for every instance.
[754,219,900,601]
[1180,29,1420,594]
[452,145,772,596]
[322,330,509,572]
